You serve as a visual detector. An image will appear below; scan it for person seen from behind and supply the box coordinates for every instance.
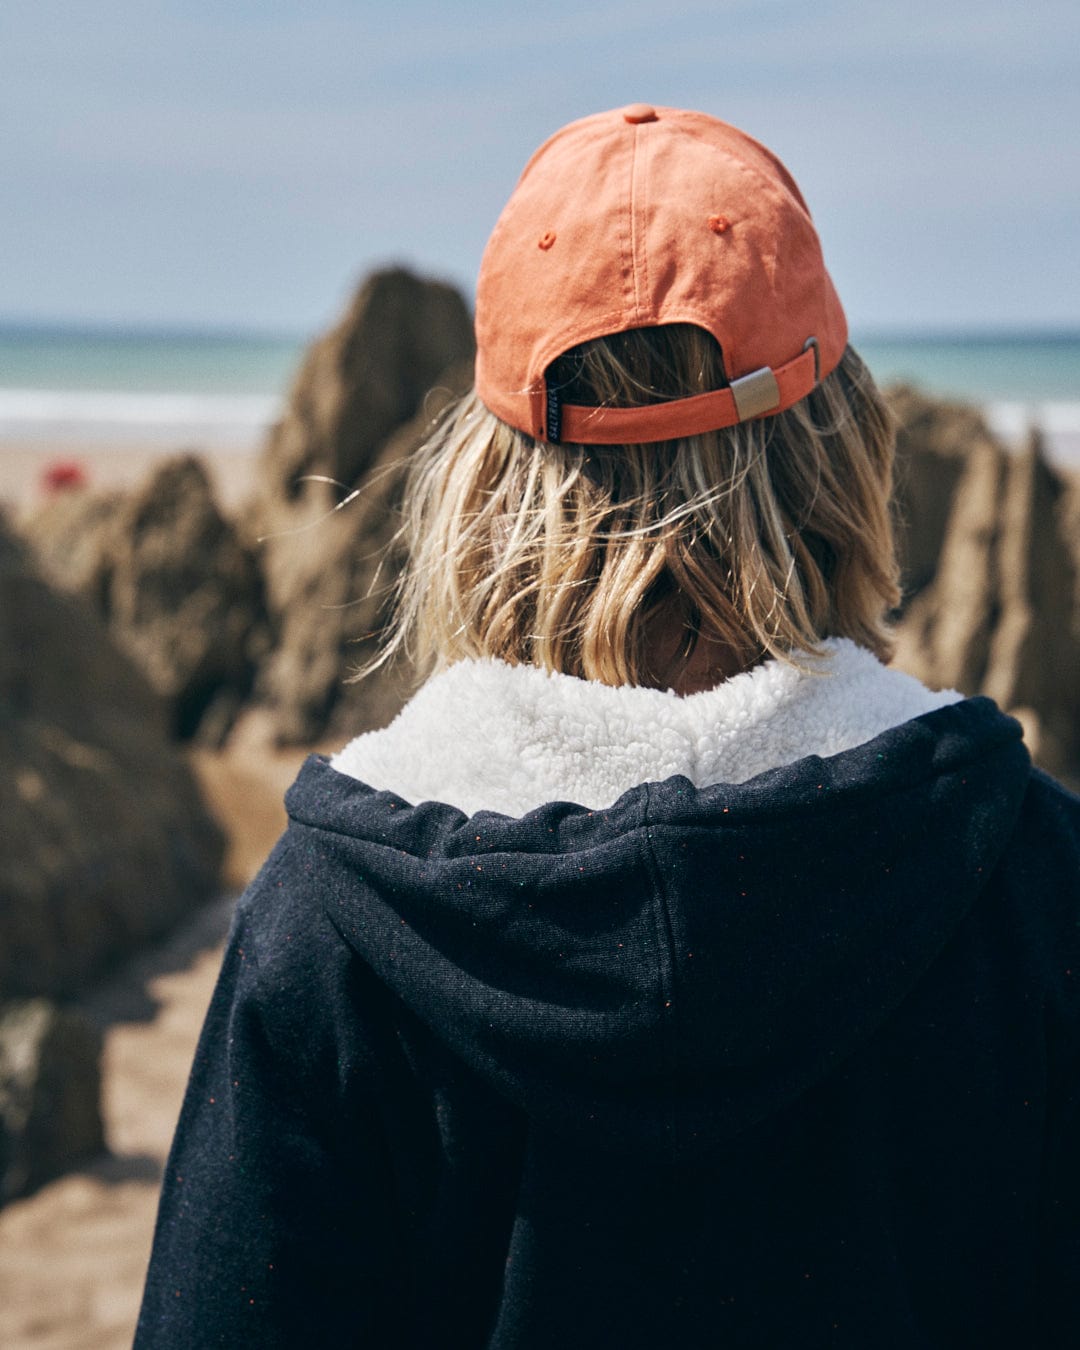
[136,104,1080,1348]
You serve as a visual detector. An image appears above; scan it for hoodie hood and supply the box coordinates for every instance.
[285,681,1031,1158]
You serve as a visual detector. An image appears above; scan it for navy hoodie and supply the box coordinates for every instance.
[135,692,1080,1348]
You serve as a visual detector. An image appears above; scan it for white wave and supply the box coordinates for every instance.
[985,399,1080,439]
[982,401,1080,469]
[0,387,284,444]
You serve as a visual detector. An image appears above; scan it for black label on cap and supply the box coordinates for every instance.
[546,385,562,444]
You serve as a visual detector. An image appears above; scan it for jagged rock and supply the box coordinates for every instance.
[0,516,224,999]
[106,456,269,742]
[887,383,1001,603]
[25,456,268,744]
[253,377,469,745]
[981,431,1080,776]
[894,441,1009,693]
[259,267,475,505]
[0,999,104,1202]
[23,272,475,750]
[893,428,1080,782]
[21,487,125,611]
[249,267,475,746]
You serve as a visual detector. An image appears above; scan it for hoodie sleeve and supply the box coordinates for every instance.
[134,859,406,1347]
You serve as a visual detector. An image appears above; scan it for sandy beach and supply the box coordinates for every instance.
[0,438,264,519]
[0,910,230,1349]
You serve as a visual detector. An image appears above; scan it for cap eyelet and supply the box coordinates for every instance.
[708,214,731,235]
[538,231,556,251]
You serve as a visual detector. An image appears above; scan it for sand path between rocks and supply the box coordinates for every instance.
[0,908,230,1349]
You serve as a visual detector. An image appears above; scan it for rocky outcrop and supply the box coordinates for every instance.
[21,487,125,612]
[259,267,475,505]
[0,516,224,1000]
[893,440,1008,693]
[250,268,475,745]
[105,456,268,743]
[0,1000,104,1201]
[25,456,267,744]
[252,379,469,744]
[893,429,1080,782]
[1,514,225,1199]
[22,270,476,751]
[887,383,1000,604]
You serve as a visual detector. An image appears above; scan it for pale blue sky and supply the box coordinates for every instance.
[2,0,1077,335]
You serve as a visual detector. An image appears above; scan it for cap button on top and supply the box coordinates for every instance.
[622,104,658,124]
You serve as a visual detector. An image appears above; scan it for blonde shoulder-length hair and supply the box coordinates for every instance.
[374,325,900,689]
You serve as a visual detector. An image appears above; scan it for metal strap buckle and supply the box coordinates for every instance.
[730,367,781,422]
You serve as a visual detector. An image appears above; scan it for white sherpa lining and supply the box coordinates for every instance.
[330,639,961,818]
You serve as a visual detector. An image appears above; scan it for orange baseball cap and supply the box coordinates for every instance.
[475,104,847,445]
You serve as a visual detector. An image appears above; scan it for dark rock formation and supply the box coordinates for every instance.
[250,268,475,745]
[0,999,104,1202]
[253,378,469,744]
[260,267,475,505]
[887,383,1000,604]
[22,270,475,751]
[25,456,267,744]
[105,456,268,743]
[893,428,1080,782]
[21,487,125,612]
[894,440,1008,693]
[0,515,224,1000]
[980,433,1080,778]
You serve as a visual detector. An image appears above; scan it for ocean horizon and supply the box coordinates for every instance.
[1,322,1078,465]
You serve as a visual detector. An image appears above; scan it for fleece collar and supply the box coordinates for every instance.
[330,639,960,818]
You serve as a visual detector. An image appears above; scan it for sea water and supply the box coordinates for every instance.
[0,325,301,448]
[1,324,1077,466]
[857,333,1080,462]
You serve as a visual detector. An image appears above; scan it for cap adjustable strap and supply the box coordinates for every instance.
[533,340,820,445]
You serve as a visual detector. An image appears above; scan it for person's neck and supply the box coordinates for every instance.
[644,616,758,696]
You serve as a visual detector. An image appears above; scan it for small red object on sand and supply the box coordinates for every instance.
[41,459,88,493]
